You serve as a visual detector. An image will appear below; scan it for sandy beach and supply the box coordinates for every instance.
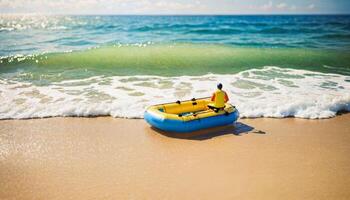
[1,114,349,200]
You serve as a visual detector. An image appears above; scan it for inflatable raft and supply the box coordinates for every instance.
[144,97,239,133]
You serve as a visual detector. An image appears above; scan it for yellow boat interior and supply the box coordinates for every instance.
[147,97,236,122]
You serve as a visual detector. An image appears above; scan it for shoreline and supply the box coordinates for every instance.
[1,114,350,199]
[1,109,349,121]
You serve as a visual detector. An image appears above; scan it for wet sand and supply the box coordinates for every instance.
[0,114,350,200]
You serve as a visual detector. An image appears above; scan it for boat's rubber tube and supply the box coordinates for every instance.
[144,109,239,132]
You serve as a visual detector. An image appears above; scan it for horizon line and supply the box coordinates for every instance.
[1,13,350,16]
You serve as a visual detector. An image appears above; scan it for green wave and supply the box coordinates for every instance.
[1,44,350,80]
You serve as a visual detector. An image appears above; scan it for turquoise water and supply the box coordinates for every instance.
[0,15,350,119]
[1,15,350,56]
[1,15,350,78]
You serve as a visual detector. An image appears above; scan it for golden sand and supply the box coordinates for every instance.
[1,114,350,199]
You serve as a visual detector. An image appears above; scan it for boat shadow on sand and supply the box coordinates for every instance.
[151,122,266,140]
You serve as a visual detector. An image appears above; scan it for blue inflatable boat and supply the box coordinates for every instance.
[144,97,239,133]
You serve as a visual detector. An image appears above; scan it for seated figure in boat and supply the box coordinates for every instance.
[144,82,238,133]
[208,83,229,112]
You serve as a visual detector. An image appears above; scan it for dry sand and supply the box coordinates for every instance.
[0,114,350,200]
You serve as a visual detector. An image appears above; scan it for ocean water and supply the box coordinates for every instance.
[1,15,350,119]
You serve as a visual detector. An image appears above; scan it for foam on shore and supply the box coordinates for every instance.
[1,66,349,119]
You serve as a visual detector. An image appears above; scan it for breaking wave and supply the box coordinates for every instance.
[1,66,349,119]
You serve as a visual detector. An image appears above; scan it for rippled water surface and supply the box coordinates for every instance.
[1,15,350,55]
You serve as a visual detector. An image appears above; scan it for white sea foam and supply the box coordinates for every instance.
[0,66,349,119]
